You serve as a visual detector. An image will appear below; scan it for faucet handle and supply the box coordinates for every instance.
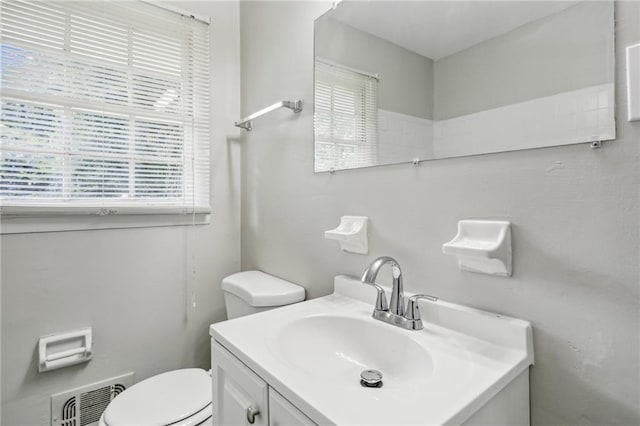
[362,282,389,312]
[405,294,438,325]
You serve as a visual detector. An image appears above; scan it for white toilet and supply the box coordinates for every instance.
[99,271,305,426]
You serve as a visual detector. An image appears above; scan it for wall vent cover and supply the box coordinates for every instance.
[51,372,134,426]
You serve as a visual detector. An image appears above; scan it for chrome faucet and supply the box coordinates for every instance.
[361,256,405,316]
[361,256,437,330]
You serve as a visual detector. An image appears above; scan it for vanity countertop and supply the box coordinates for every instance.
[210,275,534,425]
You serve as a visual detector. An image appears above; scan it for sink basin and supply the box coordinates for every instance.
[273,315,433,386]
[211,275,534,425]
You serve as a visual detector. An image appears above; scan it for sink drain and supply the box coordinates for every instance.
[360,369,383,388]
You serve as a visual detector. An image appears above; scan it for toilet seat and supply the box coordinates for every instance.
[100,368,212,426]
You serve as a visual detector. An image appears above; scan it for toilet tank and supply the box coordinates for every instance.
[221,271,305,319]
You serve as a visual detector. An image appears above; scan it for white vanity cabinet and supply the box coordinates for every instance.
[212,341,269,426]
[269,389,316,426]
[213,341,316,426]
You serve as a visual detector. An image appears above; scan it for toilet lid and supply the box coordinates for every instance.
[103,368,211,426]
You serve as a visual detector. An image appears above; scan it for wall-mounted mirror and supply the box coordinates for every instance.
[313,1,615,173]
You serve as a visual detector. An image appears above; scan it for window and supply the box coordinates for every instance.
[314,59,378,172]
[0,0,210,215]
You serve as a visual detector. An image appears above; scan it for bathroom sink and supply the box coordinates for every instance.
[211,275,533,425]
[273,315,434,386]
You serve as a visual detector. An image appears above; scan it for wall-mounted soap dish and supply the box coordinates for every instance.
[442,220,512,277]
[325,216,368,254]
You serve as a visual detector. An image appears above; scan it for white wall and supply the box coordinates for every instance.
[239,2,639,425]
[0,2,241,425]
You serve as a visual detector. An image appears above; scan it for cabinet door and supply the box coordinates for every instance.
[269,389,316,426]
[212,341,268,426]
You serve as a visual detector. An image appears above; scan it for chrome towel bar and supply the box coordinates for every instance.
[235,100,303,131]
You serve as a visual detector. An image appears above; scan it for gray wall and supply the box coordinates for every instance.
[0,2,241,425]
[240,1,639,425]
[434,1,615,120]
[315,16,434,119]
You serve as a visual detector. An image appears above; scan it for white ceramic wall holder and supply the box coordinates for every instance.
[324,216,368,254]
[442,220,512,277]
[627,42,640,122]
[38,327,93,373]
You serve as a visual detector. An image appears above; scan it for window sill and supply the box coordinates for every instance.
[0,210,211,234]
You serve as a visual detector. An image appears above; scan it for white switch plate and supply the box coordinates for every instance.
[627,43,640,122]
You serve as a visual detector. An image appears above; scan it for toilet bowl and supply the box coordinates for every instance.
[98,369,212,426]
[99,271,305,426]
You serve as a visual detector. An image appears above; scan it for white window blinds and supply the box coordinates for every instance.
[0,0,210,214]
[314,59,377,172]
